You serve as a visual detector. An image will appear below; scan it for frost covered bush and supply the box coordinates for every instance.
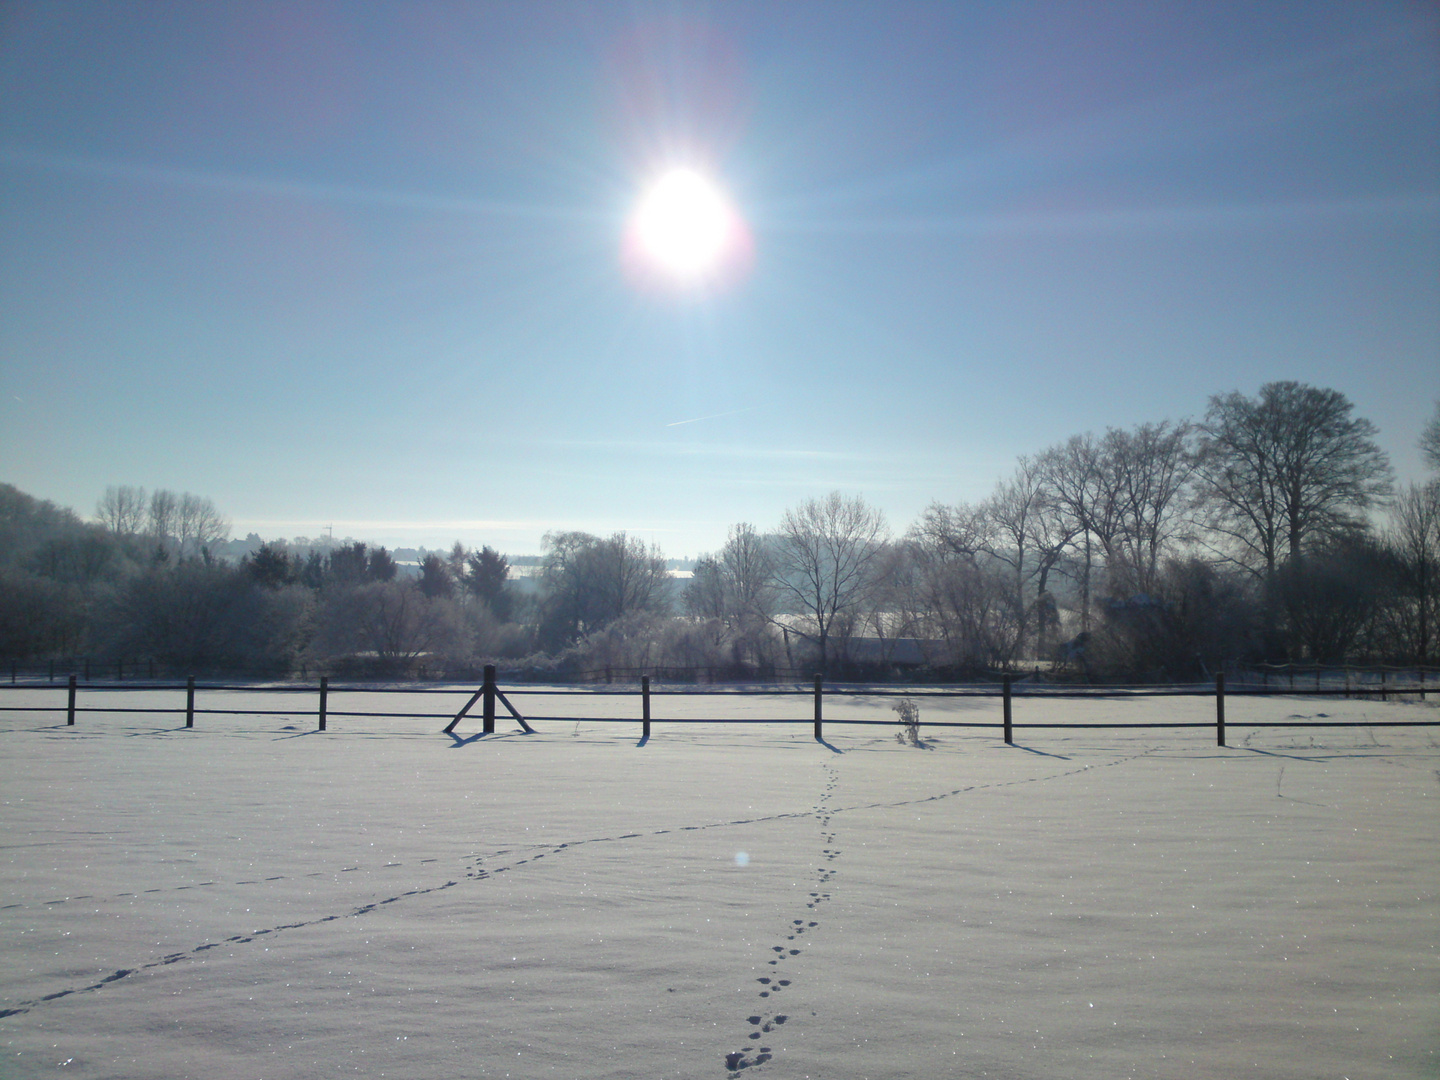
[892,697,921,745]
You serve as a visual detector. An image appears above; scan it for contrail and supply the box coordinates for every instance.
[0,146,595,222]
[664,407,757,428]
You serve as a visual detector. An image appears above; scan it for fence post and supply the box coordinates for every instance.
[49,659,54,683]
[1003,674,1013,744]
[67,674,77,726]
[482,664,496,735]
[642,675,651,740]
[1216,671,1226,747]
[1421,668,1427,701]
[1381,668,1388,702]
[318,676,328,731]
[813,674,823,741]
[186,675,195,728]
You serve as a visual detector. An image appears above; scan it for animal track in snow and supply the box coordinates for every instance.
[724,760,839,1074]
[8,752,1136,1021]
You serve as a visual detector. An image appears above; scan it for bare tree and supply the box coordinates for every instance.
[684,523,778,671]
[719,522,774,626]
[975,455,1079,659]
[685,523,773,624]
[913,501,987,563]
[684,556,727,620]
[1198,382,1392,577]
[1421,399,1440,473]
[771,492,889,673]
[1101,421,1197,597]
[95,485,147,536]
[538,531,670,650]
[1036,434,1113,632]
[314,580,465,671]
[1038,423,1198,620]
[147,489,178,548]
[1386,481,1440,663]
[902,532,1014,670]
[175,493,230,560]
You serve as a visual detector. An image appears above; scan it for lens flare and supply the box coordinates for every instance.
[623,167,751,289]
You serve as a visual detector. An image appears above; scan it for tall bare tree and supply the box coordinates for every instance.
[687,524,774,618]
[902,528,1014,670]
[175,492,230,560]
[95,485,147,536]
[684,523,778,670]
[975,455,1079,658]
[771,492,889,673]
[1101,421,1197,597]
[1037,434,1113,632]
[719,522,774,626]
[1198,382,1392,577]
[1386,481,1440,663]
[1421,399,1440,473]
[147,489,178,548]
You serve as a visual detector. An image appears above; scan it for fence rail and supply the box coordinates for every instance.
[3,667,1436,748]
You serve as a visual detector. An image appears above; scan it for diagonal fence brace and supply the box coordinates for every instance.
[444,665,534,735]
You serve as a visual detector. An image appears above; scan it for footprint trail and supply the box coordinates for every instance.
[724,758,840,1075]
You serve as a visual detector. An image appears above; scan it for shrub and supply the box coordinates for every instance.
[892,697,921,745]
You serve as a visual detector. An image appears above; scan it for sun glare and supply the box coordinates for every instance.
[624,168,749,288]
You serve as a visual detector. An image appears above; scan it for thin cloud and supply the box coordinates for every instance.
[0,145,599,222]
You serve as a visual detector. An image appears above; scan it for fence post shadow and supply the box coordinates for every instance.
[446,731,488,747]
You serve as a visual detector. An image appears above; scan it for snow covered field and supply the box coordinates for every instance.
[1,686,1436,1079]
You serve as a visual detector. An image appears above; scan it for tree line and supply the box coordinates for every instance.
[2,382,1437,680]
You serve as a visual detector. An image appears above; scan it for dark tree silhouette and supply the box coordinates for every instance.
[1198,382,1392,577]
[418,553,454,598]
[367,546,398,582]
[466,545,512,619]
[245,543,295,590]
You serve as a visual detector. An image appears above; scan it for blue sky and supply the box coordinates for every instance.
[2,1,1436,558]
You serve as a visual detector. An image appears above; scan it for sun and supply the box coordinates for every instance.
[624,168,749,286]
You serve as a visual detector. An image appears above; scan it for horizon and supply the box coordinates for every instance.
[3,3,1437,559]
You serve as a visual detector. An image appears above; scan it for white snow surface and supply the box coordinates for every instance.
[1,684,1436,1079]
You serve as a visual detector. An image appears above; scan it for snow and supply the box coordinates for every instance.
[1,685,1436,1079]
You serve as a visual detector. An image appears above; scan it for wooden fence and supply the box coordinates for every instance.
[3,666,1436,748]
